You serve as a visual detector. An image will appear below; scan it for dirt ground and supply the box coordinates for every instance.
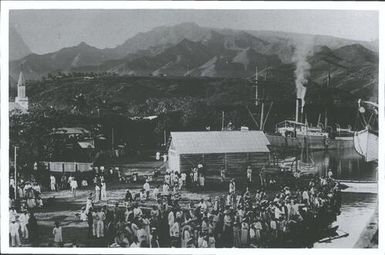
[17,182,230,247]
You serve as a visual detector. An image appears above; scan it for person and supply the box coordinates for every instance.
[220,168,226,183]
[240,219,249,247]
[143,180,151,200]
[70,177,78,197]
[246,166,252,186]
[233,221,241,248]
[28,212,39,246]
[163,183,170,196]
[19,211,29,239]
[81,179,88,187]
[80,207,87,221]
[192,168,198,186]
[52,221,63,247]
[150,228,160,248]
[208,233,216,248]
[50,175,56,191]
[10,218,21,247]
[140,189,147,202]
[170,218,181,247]
[85,193,93,214]
[198,199,207,211]
[114,231,129,247]
[137,222,148,245]
[199,173,205,189]
[87,208,94,238]
[229,179,236,194]
[92,209,98,237]
[181,172,186,186]
[133,204,143,218]
[101,181,107,201]
[96,208,105,238]
[125,189,133,202]
[60,174,67,190]
[153,185,160,199]
[95,183,101,202]
[197,232,208,248]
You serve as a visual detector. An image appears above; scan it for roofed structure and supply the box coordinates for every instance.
[168,130,270,174]
[169,131,270,154]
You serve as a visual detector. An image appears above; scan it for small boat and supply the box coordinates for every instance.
[296,136,318,174]
[277,156,296,170]
[353,99,378,162]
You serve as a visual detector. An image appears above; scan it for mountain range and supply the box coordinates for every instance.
[9,22,378,100]
[9,25,32,61]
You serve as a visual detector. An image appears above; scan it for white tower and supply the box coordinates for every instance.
[15,71,28,110]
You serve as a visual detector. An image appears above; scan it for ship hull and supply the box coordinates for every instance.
[353,128,378,162]
[266,134,353,151]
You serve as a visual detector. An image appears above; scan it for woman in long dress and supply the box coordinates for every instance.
[232,221,241,248]
[240,220,249,247]
[101,181,107,201]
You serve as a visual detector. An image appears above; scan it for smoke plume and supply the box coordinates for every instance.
[292,38,314,112]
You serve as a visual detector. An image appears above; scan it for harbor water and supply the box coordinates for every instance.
[309,148,377,247]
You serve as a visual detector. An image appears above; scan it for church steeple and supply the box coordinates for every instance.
[15,71,28,111]
[17,71,26,98]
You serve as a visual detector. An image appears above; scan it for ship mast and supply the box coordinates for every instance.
[324,66,331,128]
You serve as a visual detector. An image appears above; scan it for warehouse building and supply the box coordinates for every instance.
[168,131,270,175]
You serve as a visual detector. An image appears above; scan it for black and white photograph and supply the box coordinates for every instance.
[2,2,381,252]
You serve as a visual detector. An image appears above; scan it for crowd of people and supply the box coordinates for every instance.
[9,177,44,211]
[9,160,342,248]
[80,173,341,248]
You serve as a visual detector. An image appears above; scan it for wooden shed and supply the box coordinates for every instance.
[168,131,270,175]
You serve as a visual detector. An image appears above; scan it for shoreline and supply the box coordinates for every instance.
[354,204,378,248]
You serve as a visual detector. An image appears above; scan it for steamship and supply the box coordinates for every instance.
[265,106,354,151]
[250,67,354,151]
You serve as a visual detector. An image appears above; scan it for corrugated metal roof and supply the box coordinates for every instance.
[170,131,270,154]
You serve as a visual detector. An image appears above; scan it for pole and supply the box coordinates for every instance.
[255,67,259,106]
[324,109,328,129]
[111,127,114,151]
[295,99,299,123]
[260,101,265,131]
[14,146,17,200]
[163,129,166,146]
[221,111,225,131]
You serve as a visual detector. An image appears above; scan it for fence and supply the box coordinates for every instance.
[43,161,93,173]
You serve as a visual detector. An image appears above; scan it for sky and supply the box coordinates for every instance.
[10,9,379,54]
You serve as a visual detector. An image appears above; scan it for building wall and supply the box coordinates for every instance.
[178,152,269,175]
[168,150,180,172]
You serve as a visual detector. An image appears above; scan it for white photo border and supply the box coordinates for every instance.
[1,1,383,254]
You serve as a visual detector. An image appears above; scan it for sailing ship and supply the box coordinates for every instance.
[353,99,378,162]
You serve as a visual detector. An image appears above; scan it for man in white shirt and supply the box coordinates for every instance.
[153,185,160,199]
[50,175,56,191]
[143,180,150,200]
[19,211,29,239]
[168,210,175,234]
[10,219,21,247]
[133,204,143,218]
